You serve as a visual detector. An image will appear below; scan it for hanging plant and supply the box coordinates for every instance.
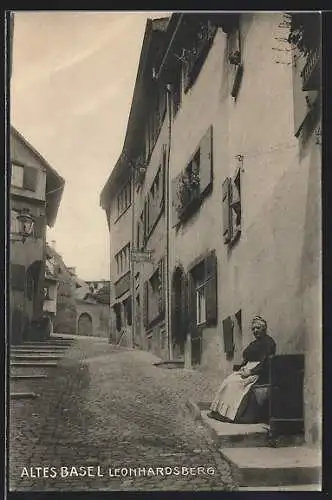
[190,168,200,189]
[228,50,241,66]
[176,166,201,218]
[287,13,320,56]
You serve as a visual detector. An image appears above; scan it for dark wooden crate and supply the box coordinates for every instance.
[268,354,305,436]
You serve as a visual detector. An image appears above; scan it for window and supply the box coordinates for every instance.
[172,126,213,226]
[115,243,131,277]
[11,164,38,191]
[188,251,217,330]
[116,182,131,218]
[11,164,24,188]
[222,167,242,245]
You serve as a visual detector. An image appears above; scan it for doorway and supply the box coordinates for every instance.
[78,312,93,336]
[171,266,186,359]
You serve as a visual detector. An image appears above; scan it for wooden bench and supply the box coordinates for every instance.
[235,354,305,437]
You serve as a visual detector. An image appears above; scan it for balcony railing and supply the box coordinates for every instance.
[301,47,320,91]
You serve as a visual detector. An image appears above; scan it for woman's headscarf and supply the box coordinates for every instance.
[251,315,267,330]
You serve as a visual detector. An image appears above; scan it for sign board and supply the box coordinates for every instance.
[131,249,154,263]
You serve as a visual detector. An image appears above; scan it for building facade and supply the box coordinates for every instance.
[9,127,65,344]
[101,17,170,351]
[101,12,321,446]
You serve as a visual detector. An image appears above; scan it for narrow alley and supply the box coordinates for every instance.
[9,335,236,492]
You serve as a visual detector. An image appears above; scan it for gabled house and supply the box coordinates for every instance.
[9,126,65,344]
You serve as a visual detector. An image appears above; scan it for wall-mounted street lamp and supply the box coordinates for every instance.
[11,208,35,243]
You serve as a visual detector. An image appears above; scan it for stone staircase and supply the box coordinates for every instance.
[186,400,321,490]
[9,335,74,400]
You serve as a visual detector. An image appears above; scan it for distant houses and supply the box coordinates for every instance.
[44,243,110,338]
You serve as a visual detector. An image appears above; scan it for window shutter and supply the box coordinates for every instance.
[171,172,182,227]
[292,48,319,137]
[230,169,242,240]
[222,178,232,243]
[159,86,167,121]
[143,281,149,328]
[10,264,26,291]
[205,250,218,326]
[23,166,38,191]
[222,316,234,354]
[188,272,198,337]
[34,215,45,239]
[127,298,133,326]
[183,61,191,93]
[199,125,213,196]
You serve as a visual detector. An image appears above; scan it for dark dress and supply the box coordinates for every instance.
[235,334,276,423]
[240,334,276,383]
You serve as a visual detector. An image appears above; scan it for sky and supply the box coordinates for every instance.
[11,11,171,281]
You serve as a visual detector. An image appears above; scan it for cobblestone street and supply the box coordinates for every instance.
[9,336,236,492]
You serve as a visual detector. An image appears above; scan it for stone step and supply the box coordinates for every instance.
[221,446,321,488]
[11,354,63,361]
[154,360,185,369]
[10,374,48,380]
[187,401,305,448]
[201,409,270,448]
[10,392,39,400]
[10,377,47,392]
[10,361,58,368]
[21,341,72,347]
[11,346,68,352]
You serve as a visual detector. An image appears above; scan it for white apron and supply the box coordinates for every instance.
[210,362,260,421]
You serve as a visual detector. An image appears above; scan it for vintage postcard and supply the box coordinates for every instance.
[7,10,322,492]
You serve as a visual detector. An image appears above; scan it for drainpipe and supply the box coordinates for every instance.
[130,166,135,348]
[165,84,173,361]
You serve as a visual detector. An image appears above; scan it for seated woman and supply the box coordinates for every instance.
[208,315,276,424]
